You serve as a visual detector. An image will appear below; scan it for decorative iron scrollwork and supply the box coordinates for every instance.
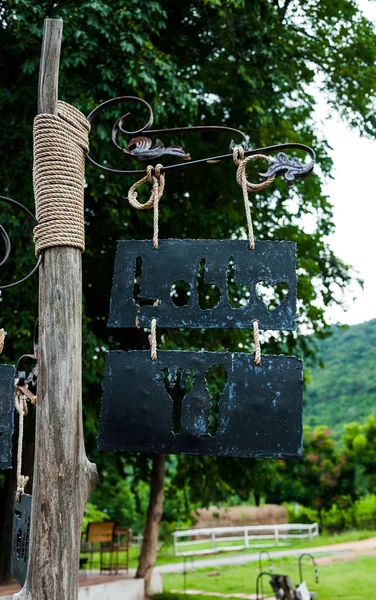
[87,95,315,185]
[0,196,42,291]
[113,134,191,162]
[260,152,314,187]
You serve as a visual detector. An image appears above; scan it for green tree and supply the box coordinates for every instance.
[267,426,358,527]
[343,416,376,494]
[1,0,376,585]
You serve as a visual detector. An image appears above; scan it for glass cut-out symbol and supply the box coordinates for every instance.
[163,364,228,436]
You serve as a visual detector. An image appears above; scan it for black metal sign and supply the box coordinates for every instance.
[11,493,32,586]
[91,95,311,460]
[109,239,296,330]
[98,350,302,458]
[0,363,16,469]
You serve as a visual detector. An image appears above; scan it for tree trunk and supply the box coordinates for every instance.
[136,454,166,595]
[254,490,261,507]
[14,19,97,600]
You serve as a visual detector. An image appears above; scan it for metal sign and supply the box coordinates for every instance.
[0,363,16,469]
[109,239,296,330]
[11,493,32,586]
[98,350,302,458]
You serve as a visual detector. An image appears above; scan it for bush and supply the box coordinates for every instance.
[354,495,376,529]
[285,495,376,533]
[284,503,317,525]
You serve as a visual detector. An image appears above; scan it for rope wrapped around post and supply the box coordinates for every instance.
[0,329,4,354]
[33,101,90,256]
[233,147,275,250]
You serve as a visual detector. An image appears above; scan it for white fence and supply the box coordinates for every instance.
[172,522,319,556]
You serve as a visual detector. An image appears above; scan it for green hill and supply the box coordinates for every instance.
[304,319,376,438]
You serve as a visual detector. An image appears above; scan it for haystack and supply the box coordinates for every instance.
[193,504,287,528]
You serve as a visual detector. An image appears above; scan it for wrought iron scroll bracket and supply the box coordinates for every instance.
[86,96,315,186]
[0,196,42,291]
[16,321,38,400]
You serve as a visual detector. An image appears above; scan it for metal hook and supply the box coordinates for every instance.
[298,552,319,585]
[15,322,39,397]
[0,196,43,290]
[0,224,11,267]
[258,551,273,598]
[259,550,273,574]
[256,572,273,600]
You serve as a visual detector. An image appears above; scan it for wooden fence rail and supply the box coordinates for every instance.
[172,522,319,556]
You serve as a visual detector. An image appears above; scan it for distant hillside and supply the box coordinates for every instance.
[304,319,376,438]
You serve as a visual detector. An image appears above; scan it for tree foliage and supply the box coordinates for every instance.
[1,0,376,579]
[304,320,376,438]
[267,426,358,527]
[343,416,376,495]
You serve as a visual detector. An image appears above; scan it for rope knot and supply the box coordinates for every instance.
[15,475,30,502]
[145,164,164,183]
[233,149,276,250]
[127,164,165,249]
[233,146,245,165]
[15,386,28,417]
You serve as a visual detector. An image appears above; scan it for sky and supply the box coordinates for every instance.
[317,0,376,326]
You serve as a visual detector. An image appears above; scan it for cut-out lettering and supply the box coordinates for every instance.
[171,280,191,307]
[205,364,228,436]
[197,258,221,310]
[109,240,296,330]
[227,256,251,309]
[163,367,195,434]
[11,493,32,586]
[256,281,289,312]
[133,255,158,307]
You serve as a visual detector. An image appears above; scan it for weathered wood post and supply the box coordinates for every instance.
[14,18,97,600]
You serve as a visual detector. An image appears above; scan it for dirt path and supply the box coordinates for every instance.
[170,589,274,600]
[157,537,376,573]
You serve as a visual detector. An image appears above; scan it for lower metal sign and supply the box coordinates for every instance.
[98,350,303,458]
[11,493,32,586]
[0,363,16,469]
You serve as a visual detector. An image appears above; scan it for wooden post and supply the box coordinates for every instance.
[14,18,97,600]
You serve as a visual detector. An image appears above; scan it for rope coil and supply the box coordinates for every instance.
[33,101,90,256]
[233,148,275,250]
[127,164,165,249]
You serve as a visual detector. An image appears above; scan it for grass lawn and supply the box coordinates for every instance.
[81,529,376,571]
[157,554,376,600]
